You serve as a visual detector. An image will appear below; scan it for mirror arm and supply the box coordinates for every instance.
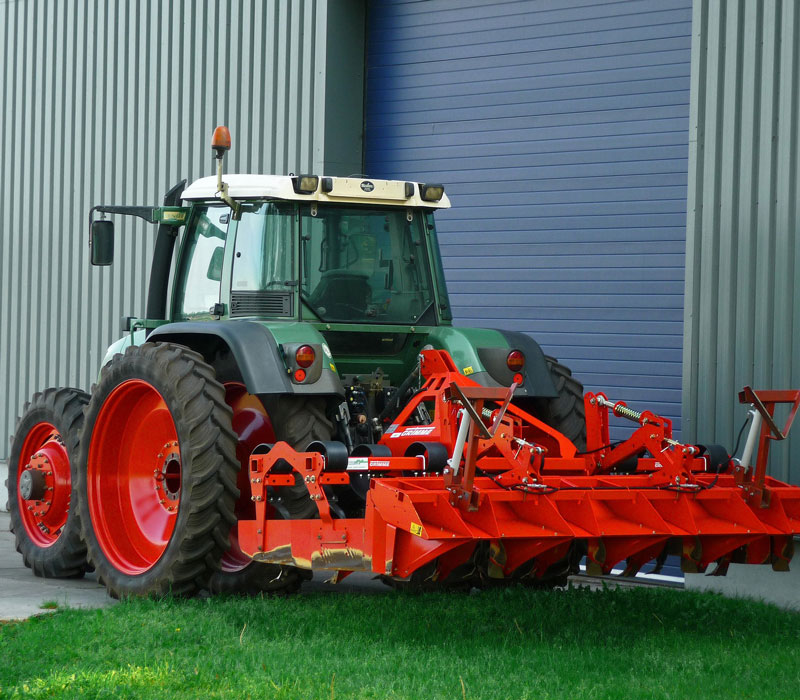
[89,205,157,226]
[87,205,158,246]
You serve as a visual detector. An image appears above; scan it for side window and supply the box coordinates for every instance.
[231,202,294,291]
[174,206,229,319]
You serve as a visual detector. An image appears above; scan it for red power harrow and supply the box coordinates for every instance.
[238,350,800,585]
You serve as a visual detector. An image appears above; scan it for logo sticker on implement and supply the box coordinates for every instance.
[390,426,435,438]
[410,522,423,536]
[347,457,369,471]
[360,180,375,192]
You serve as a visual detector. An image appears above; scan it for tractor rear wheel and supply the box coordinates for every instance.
[529,355,586,450]
[207,384,313,595]
[7,388,90,578]
[77,343,239,598]
[264,395,335,520]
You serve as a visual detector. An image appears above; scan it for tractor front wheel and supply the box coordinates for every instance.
[77,343,239,598]
[7,388,90,578]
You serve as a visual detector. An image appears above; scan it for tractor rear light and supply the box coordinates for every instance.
[419,184,445,202]
[295,345,316,368]
[292,175,319,194]
[513,373,524,385]
[294,369,307,382]
[506,350,525,372]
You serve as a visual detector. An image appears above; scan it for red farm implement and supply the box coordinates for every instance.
[238,350,800,586]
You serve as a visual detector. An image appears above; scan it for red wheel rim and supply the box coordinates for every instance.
[222,382,275,572]
[87,380,181,575]
[17,422,71,547]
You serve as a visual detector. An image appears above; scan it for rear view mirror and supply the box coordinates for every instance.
[91,220,114,266]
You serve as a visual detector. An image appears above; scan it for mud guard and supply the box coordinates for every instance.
[147,321,344,396]
[475,330,558,398]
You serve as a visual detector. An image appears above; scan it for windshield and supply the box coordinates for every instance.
[300,205,434,324]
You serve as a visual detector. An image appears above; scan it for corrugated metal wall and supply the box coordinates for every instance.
[683,0,800,482]
[365,0,692,440]
[0,0,364,458]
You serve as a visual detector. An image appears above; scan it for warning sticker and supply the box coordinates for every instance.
[410,522,423,536]
[463,366,474,376]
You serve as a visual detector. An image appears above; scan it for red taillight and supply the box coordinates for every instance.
[506,350,525,372]
[294,369,307,382]
[295,345,316,368]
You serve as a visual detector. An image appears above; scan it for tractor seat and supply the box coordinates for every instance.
[308,270,370,318]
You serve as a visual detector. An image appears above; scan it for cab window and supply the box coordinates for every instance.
[174,205,228,319]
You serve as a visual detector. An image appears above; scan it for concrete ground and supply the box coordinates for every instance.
[0,510,116,620]
[685,563,800,611]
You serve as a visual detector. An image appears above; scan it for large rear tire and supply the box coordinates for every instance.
[7,388,90,578]
[77,343,239,598]
[207,384,313,595]
[529,355,586,450]
[264,395,335,520]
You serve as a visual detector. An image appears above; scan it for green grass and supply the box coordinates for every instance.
[2,585,799,699]
[37,601,59,611]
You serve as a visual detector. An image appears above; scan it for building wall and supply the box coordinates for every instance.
[0,0,365,458]
[683,0,800,482]
[365,0,693,440]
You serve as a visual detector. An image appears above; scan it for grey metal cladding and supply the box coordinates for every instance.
[683,0,800,482]
[0,0,364,457]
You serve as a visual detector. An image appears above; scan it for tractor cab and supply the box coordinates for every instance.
[175,175,453,329]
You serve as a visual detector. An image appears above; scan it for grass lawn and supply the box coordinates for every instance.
[1,584,799,699]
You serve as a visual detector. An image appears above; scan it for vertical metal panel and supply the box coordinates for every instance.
[365,0,692,440]
[684,0,800,481]
[0,0,361,457]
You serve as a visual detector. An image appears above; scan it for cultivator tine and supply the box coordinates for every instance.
[487,540,506,579]
[622,541,671,577]
[771,536,794,571]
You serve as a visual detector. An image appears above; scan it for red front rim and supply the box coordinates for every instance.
[87,380,181,575]
[17,422,71,547]
[222,382,276,572]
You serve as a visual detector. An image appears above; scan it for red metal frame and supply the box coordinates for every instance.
[235,351,800,582]
[736,387,800,507]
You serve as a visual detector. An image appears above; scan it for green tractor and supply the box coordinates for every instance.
[7,127,584,597]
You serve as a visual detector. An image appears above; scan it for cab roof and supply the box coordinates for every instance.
[181,174,451,208]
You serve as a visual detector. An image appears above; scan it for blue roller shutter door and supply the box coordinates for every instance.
[365,0,692,444]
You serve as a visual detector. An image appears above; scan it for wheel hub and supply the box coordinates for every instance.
[17,428,71,544]
[153,443,181,512]
[19,466,47,501]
